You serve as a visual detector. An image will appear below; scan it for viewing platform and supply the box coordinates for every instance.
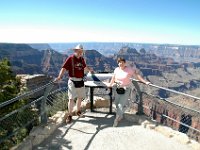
[0,74,200,150]
[31,110,198,150]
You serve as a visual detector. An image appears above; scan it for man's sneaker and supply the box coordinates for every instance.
[66,115,72,124]
[76,111,85,118]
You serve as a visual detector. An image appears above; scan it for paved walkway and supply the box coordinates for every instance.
[34,111,194,150]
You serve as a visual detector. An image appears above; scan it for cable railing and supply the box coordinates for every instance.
[131,78,200,101]
[1,75,200,149]
[0,81,68,150]
[0,81,54,109]
[131,78,200,141]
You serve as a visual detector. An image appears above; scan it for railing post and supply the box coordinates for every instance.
[132,80,144,115]
[109,87,113,114]
[90,87,94,112]
[40,82,54,124]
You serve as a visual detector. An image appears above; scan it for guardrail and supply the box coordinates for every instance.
[1,74,200,148]
[131,78,200,141]
[0,81,67,149]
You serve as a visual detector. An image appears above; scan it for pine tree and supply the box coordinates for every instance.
[0,59,34,149]
[0,58,21,117]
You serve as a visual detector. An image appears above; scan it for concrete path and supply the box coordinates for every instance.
[34,111,194,150]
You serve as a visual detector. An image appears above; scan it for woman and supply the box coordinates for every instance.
[108,57,150,127]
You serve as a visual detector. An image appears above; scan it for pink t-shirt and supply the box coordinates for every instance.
[114,66,135,87]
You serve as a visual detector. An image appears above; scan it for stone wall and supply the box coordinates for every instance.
[17,74,53,98]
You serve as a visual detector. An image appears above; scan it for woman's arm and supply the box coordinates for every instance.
[108,74,115,87]
[135,73,150,85]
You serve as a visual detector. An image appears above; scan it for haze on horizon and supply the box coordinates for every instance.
[0,0,200,45]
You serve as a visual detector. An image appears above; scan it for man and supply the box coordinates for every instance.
[55,44,93,124]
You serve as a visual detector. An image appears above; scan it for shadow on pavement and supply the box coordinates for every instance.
[33,111,139,150]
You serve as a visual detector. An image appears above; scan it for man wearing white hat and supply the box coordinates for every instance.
[55,44,93,124]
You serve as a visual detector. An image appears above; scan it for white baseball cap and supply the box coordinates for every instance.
[73,44,83,50]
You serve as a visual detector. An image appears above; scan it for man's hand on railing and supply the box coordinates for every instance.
[54,77,61,83]
[89,68,95,74]
[85,66,94,74]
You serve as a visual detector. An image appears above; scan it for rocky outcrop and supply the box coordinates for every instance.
[84,50,116,72]
[28,43,51,51]
[0,43,67,75]
[0,43,43,65]
[50,42,200,61]
[115,46,163,64]
[17,74,52,90]
[140,68,162,76]
[113,46,185,76]
[114,46,141,62]
[1,43,200,98]
[17,74,53,98]
[151,45,200,62]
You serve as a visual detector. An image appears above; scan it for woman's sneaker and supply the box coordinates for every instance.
[113,119,119,127]
[113,116,122,127]
[66,115,72,124]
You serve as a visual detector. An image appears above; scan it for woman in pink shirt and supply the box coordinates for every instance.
[109,57,150,127]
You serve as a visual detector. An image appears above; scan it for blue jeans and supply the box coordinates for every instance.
[114,88,131,118]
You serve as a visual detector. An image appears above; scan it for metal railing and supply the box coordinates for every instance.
[131,78,200,141]
[1,75,200,149]
[0,81,68,150]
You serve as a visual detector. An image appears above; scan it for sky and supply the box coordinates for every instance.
[0,0,200,45]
